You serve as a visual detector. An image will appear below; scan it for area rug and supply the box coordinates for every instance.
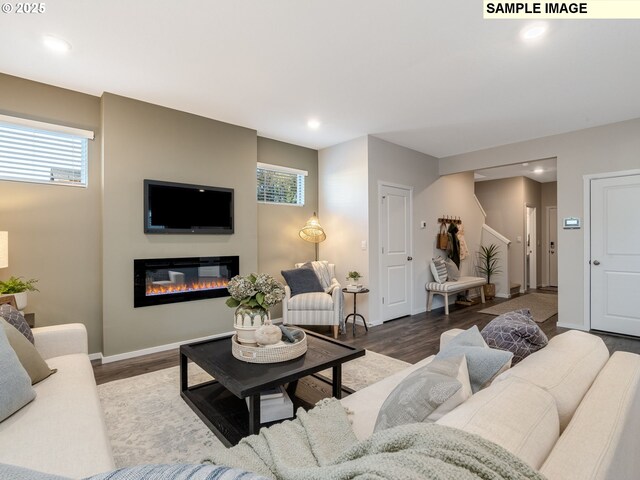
[478,293,558,323]
[97,350,409,468]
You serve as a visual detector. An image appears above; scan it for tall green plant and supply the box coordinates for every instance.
[477,244,501,285]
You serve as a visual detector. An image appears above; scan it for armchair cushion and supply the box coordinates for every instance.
[288,292,334,311]
[281,267,324,297]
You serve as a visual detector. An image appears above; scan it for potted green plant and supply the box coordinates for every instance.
[346,271,362,286]
[477,244,501,300]
[0,276,39,310]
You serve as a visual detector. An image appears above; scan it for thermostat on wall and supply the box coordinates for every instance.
[563,217,581,229]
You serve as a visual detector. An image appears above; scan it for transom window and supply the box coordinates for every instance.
[257,162,307,206]
[0,115,93,187]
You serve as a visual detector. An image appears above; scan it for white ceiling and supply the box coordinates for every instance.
[1,1,639,158]
[474,158,557,183]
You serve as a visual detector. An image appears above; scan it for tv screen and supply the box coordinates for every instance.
[144,180,234,234]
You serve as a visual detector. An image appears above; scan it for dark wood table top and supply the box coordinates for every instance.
[180,329,365,398]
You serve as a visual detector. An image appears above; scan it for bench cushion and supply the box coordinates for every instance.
[426,276,487,293]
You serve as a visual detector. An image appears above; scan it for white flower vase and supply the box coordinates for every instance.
[234,305,269,345]
[1,292,27,310]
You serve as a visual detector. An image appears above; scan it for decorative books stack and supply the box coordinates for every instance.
[345,284,364,292]
[245,385,293,423]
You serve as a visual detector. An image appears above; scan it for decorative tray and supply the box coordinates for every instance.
[231,328,307,364]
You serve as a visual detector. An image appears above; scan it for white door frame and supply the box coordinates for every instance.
[583,168,640,330]
[545,205,558,287]
[378,180,413,322]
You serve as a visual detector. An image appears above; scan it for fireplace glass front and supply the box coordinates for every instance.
[134,256,239,307]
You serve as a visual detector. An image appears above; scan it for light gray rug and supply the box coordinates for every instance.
[478,293,558,323]
[97,350,409,468]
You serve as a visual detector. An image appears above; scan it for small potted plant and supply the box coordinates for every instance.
[477,244,501,300]
[346,271,362,289]
[0,276,39,311]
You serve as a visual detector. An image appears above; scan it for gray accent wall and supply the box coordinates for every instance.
[257,137,318,319]
[101,93,258,356]
[0,74,103,353]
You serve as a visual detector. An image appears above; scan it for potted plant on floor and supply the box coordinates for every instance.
[0,276,39,310]
[477,244,501,300]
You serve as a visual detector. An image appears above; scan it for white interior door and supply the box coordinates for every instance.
[591,174,640,335]
[548,207,558,286]
[380,184,412,321]
[525,206,537,290]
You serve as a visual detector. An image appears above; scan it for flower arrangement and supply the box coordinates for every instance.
[225,273,285,309]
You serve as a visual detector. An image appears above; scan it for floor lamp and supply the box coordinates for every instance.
[299,213,326,261]
[0,231,7,269]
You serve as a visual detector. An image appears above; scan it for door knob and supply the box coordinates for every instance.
[407,256,413,261]
[593,260,600,265]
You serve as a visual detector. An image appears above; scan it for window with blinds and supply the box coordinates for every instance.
[257,162,307,206]
[0,120,90,187]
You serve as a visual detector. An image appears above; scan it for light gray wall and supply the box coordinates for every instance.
[318,137,369,322]
[540,181,557,286]
[0,74,103,353]
[101,93,258,357]
[257,137,318,319]
[475,178,524,291]
[523,177,542,287]
[441,118,640,330]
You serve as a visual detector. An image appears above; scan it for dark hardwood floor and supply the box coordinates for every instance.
[93,288,640,385]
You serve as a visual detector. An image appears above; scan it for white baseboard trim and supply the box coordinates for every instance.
[495,293,510,299]
[101,330,235,364]
[88,352,103,362]
[557,322,587,331]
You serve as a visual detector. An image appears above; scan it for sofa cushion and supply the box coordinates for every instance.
[374,355,471,432]
[436,326,513,393]
[340,355,436,440]
[1,318,55,385]
[0,322,35,422]
[429,257,447,283]
[0,353,115,478]
[287,291,333,311]
[493,329,609,431]
[437,377,559,470]
[0,304,34,344]
[281,267,324,297]
[540,351,640,480]
[0,463,69,480]
[481,309,548,365]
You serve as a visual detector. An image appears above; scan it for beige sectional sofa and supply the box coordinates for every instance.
[0,324,115,478]
[341,328,640,480]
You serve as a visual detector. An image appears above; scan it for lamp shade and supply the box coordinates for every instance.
[299,213,326,244]
[0,231,7,268]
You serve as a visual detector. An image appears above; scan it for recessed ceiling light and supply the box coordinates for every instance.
[520,23,548,42]
[522,162,529,166]
[43,34,72,54]
[307,119,321,130]
[533,168,544,174]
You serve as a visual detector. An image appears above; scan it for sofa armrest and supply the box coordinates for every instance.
[282,286,292,324]
[32,323,88,360]
[440,328,465,350]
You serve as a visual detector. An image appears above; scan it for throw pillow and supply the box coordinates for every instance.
[374,355,472,432]
[85,464,271,480]
[436,325,513,393]
[0,463,70,480]
[481,309,549,365]
[1,318,56,385]
[0,303,34,344]
[0,319,36,422]
[281,267,324,297]
[444,258,460,282]
[430,257,448,284]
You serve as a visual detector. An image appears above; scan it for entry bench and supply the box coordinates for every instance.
[426,276,487,315]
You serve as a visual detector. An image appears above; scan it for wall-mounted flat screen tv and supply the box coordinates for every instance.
[144,179,234,234]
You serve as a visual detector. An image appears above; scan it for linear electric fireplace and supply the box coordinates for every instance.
[134,256,239,308]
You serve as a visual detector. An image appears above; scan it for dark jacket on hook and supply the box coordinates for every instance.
[447,222,460,268]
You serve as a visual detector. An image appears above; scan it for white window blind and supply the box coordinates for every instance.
[0,119,91,187]
[257,162,307,206]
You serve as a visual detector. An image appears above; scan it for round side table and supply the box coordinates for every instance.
[342,287,369,335]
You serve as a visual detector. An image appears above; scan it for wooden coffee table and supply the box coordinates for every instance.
[180,329,365,446]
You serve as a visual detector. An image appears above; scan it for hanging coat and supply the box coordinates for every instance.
[447,223,461,268]
[457,223,469,260]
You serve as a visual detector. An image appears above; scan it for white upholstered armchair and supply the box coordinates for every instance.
[282,262,344,338]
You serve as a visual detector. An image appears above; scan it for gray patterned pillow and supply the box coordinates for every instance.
[374,356,471,432]
[480,309,549,365]
[0,304,34,344]
[430,257,448,283]
[85,464,270,480]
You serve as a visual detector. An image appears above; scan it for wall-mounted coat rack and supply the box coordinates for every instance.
[438,215,462,225]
